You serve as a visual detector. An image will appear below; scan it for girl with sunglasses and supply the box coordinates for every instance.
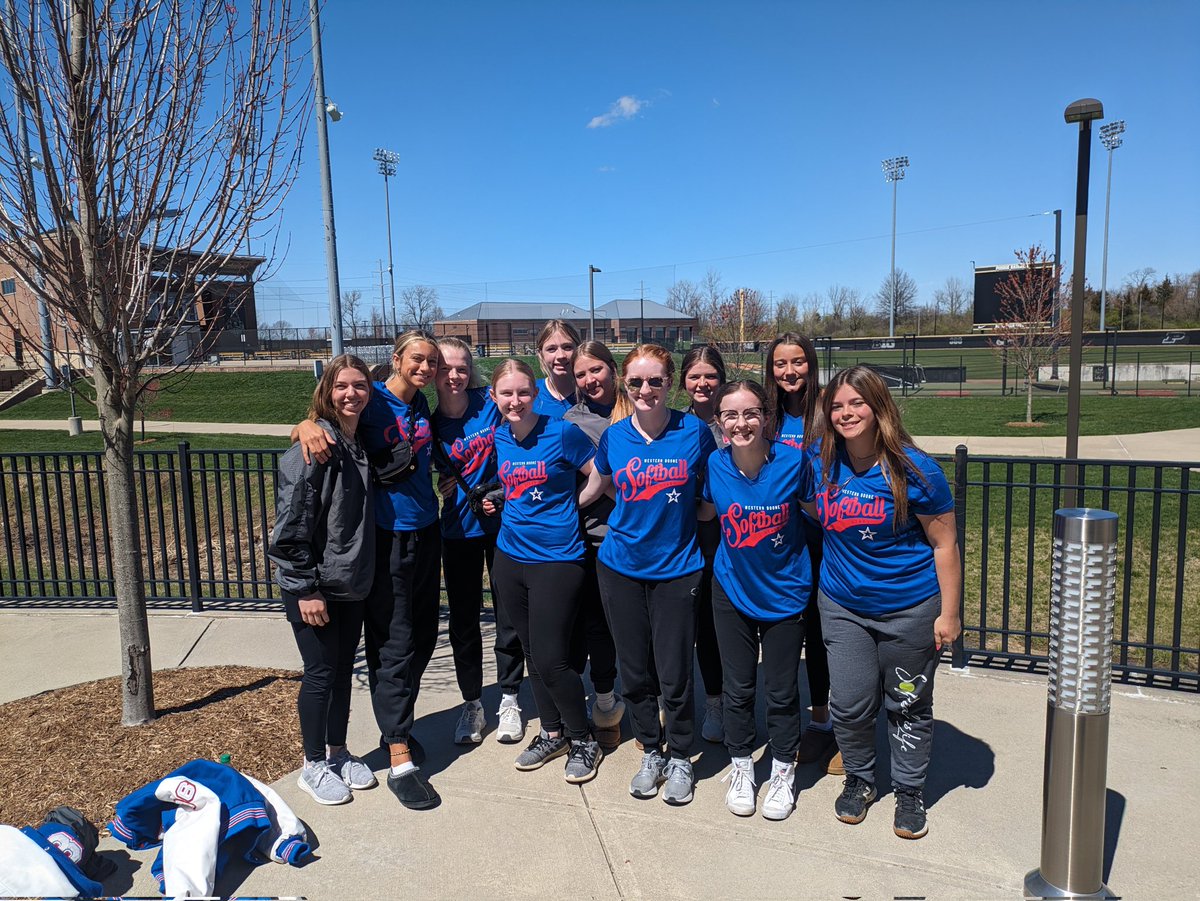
[585,344,718,805]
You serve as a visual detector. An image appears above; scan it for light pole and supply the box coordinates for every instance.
[374,148,400,334]
[882,156,910,339]
[1064,98,1104,507]
[588,265,601,341]
[1098,120,1125,334]
[309,0,343,356]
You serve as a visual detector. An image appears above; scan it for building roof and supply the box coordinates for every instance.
[439,298,694,323]
[597,299,692,320]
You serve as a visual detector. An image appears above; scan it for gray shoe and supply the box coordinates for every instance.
[327,749,377,790]
[661,757,695,806]
[297,760,351,805]
[629,748,667,798]
[514,730,569,771]
[563,738,603,784]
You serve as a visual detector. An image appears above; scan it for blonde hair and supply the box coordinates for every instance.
[489,358,538,390]
[610,344,675,423]
[436,336,484,389]
[535,320,583,376]
[390,329,439,378]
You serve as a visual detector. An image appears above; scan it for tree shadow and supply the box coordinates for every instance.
[157,674,299,716]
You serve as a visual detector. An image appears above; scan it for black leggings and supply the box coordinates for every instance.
[443,533,525,700]
[569,546,618,694]
[366,522,442,745]
[695,518,724,697]
[292,599,366,763]
[802,516,830,708]
[597,560,701,759]
[492,549,589,740]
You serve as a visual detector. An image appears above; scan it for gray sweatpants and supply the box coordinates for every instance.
[819,590,940,790]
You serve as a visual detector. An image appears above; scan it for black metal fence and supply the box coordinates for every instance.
[1,443,1196,690]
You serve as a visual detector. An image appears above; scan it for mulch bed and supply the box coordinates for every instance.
[0,666,303,830]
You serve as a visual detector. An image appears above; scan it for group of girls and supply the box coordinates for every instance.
[270,319,961,841]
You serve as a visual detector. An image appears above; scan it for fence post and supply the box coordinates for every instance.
[951,444,968,669]
[959,354,964,397]
[177,441,203,613]
[1024,508,1119,900]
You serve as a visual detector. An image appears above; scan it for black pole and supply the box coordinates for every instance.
[1110,331,1118,396]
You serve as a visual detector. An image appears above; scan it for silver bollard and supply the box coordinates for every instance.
[1025,508,1119,900]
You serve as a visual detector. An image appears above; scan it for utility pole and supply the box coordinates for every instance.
[738,288,745,347]
[588,265,601,341]
[639,281,645,344]
[309,0,343,355]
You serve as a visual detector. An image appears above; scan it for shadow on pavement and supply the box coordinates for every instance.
[1104,788,1125,884]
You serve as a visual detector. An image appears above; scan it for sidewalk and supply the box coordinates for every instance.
[3,418,1198,461]
[3,609,1197,899]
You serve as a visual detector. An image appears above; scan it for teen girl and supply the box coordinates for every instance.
[802,365,961,840]
[587,344,718,805]
[293,330,443,811]
[702,379,813,821]
[432,337,526,747]
[766,332,838,773]
[271,355,378,807]
[488,359,604,784]
[563,341,623,752]
[679,345,727,744]
[531,319,580,417]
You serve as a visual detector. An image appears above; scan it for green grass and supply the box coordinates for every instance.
[0,430,288,454]
[896,395,1200,436]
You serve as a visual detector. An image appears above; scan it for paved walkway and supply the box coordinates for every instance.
[2,609,1197,899]
[4,417,1199,461]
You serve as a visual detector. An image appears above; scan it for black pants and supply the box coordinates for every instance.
[292,599,366,763]
[695,518,724,697]
[569,545,618,694]
[366,522,442,745]
[711,579,804,763]
[443,533,524,700]
[492,548,589,739]
[597,560,701,759]
[802,516,830,708]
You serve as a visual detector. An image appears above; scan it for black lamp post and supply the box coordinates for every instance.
[588,265,601,341]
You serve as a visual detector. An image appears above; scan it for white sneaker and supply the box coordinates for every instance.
[454,701,485,745]
[761,763,796,821]
[701,696,724,743]
[298,760,351,806]
[496,700,525,744]
[327,749,377,790]
[721,757,756,817]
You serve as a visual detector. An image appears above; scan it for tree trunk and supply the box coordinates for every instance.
[1026,373,1034,424]
[95,365,156,725]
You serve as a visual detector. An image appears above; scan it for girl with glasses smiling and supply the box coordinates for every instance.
[583,344,718,806]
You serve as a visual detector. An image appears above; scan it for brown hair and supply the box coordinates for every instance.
[534,319,583,375]
[436,336,484,389]
[681,344,727,386]
[818,365,927,527]
[572,340,618,407]
[489,358,538,390]
[309,354,372,433]
[610,344,675,423]
[713,379,772,437]
[766,332,821,444]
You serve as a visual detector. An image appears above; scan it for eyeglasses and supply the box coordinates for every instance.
[625,376,666,391]
[717,408,764,425]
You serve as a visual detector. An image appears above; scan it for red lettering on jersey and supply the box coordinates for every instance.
[720,502,790,548]
[498,460,548,499]
[383,412,432,455]
[172,779,198,809]
[449,428,495,477]
[815,485,887,531]
[613,457,690,501]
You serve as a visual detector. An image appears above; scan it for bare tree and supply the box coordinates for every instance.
[875,270,918,323]
[666,278,704,320]
[797,292,823,334]
[989,245,1068,424]
[0,0,306,724]
[825,284,853,324]
[1124,267,1156,331]
[702,287,772,373]
[341,289,363,342]
[772,293,800,333]
[400,284,442,331]
[934,276,970,318]
[843,289,874,336]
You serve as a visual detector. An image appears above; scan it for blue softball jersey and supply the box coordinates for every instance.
[594,409,717,581]
[494,415,595,563]
[360,382,438,531]
[777,411,806,450]
[807,447,953,615]
[431,387,502,540]
[532,378,576,419]
[702,442,813,620]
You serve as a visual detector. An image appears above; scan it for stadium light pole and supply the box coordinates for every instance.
[588,265,601,340]
[882,156,910,339]
[1064,98,1104,506]
[1098,120,1125,334]
[374,148,401,334]
[309,0,343,355]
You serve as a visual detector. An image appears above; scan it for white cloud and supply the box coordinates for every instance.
[597,165,616,173]
[587,95,646,129]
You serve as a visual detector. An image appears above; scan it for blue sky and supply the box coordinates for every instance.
[258,1,1200,328]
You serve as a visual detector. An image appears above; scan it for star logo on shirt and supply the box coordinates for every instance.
[665,489,681,503]
[530,488,544,502]
[771,533,785,547]
[859,526,876,541]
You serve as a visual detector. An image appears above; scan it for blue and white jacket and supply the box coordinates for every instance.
[0,823,105,898]
[108,760,310,897]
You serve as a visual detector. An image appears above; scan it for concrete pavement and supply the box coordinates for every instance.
[3,609,1198,899]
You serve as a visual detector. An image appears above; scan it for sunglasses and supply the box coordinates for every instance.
[625,377,666,391]
[717,408,764,425]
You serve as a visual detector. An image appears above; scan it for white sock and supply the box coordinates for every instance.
[390,761,417,777]
[595,690,616,712]
[732,755,754,774]
[500,693,519,708]
[772,758,793,776]
[810,719,833,732]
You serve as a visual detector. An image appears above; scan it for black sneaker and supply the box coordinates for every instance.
[834,774,877,824]
[564,738,603,784]
[386,768,441,810]
[892,786,928,839]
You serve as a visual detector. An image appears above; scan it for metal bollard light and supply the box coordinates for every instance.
[1025,508,1119,900]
